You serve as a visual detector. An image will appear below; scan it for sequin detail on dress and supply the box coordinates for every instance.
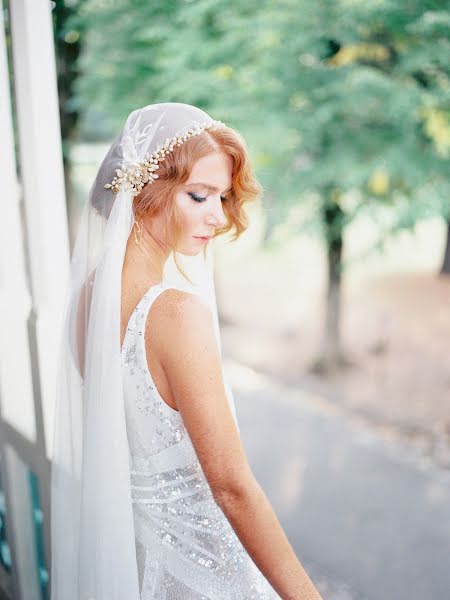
[121,283,280,599]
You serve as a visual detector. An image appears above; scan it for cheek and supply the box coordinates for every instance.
[175,194,201,232]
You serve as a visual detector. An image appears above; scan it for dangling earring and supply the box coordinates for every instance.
[133,217,143,246]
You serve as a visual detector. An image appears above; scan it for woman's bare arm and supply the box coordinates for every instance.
[151,290,323,600]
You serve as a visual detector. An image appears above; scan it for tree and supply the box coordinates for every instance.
[68,0,450,369]
[251,0,450,369]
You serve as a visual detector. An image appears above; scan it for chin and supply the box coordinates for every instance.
[178,245,204,257]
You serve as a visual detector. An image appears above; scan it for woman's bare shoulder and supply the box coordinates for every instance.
[151,287,211,323]
[147,287,213,357]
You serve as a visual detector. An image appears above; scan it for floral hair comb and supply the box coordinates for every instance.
[104,120,226,196]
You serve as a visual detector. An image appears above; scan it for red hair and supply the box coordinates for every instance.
[133,125,263,280]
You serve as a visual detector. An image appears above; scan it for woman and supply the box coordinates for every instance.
[50,102,323,600]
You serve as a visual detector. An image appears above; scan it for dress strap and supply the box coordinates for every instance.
[129,282,172,345]
[127,282,182,414]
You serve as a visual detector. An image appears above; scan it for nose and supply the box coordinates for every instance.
[205,196,227,228]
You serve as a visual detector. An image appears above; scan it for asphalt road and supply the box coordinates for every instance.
[225,360,450,600]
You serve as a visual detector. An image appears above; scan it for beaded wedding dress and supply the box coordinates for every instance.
[121,281,281,600]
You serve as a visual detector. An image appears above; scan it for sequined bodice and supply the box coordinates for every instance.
[121,282,280,599]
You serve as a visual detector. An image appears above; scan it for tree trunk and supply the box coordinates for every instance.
[440,219,450,275]
[322,198,343,360]
[311,191,349,374]
[323,216,342,362]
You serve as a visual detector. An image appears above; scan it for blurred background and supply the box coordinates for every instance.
[0,1,449,599]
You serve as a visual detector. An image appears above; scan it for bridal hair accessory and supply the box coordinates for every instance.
[104,119,226,196]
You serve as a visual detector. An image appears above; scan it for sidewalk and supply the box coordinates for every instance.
[225,359,450,600]
[220,272,450,469]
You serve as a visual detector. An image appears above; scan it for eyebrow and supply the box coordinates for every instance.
[186,182,232,194]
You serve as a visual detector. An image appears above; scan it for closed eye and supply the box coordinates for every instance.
[188,192,228,203]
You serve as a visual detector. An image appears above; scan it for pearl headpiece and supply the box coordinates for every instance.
[104,119,226,196]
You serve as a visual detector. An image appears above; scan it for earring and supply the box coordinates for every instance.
[133,217,143,246]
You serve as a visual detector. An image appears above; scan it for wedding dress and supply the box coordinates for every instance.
[121,282,281,599]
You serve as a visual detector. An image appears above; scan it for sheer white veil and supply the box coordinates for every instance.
[50,103,232,599]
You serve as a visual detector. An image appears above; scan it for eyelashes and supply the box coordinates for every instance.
[188,192,228,203]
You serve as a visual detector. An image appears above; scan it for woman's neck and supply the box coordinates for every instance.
[126,220,170,282]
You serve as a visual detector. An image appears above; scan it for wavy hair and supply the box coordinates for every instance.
[133,125,263,281]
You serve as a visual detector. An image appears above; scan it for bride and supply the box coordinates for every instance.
[50,102,323,600]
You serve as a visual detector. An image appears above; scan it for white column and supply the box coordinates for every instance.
[8,0,70,460]
[0,0,36,443]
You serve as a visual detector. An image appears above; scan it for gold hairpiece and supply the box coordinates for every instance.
[104,119,226,196]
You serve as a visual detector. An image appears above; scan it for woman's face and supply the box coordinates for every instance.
[173,151,233,255]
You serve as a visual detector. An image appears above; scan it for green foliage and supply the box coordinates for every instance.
[68,0,450,243]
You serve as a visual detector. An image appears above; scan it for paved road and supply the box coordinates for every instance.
[224,360,450,600]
